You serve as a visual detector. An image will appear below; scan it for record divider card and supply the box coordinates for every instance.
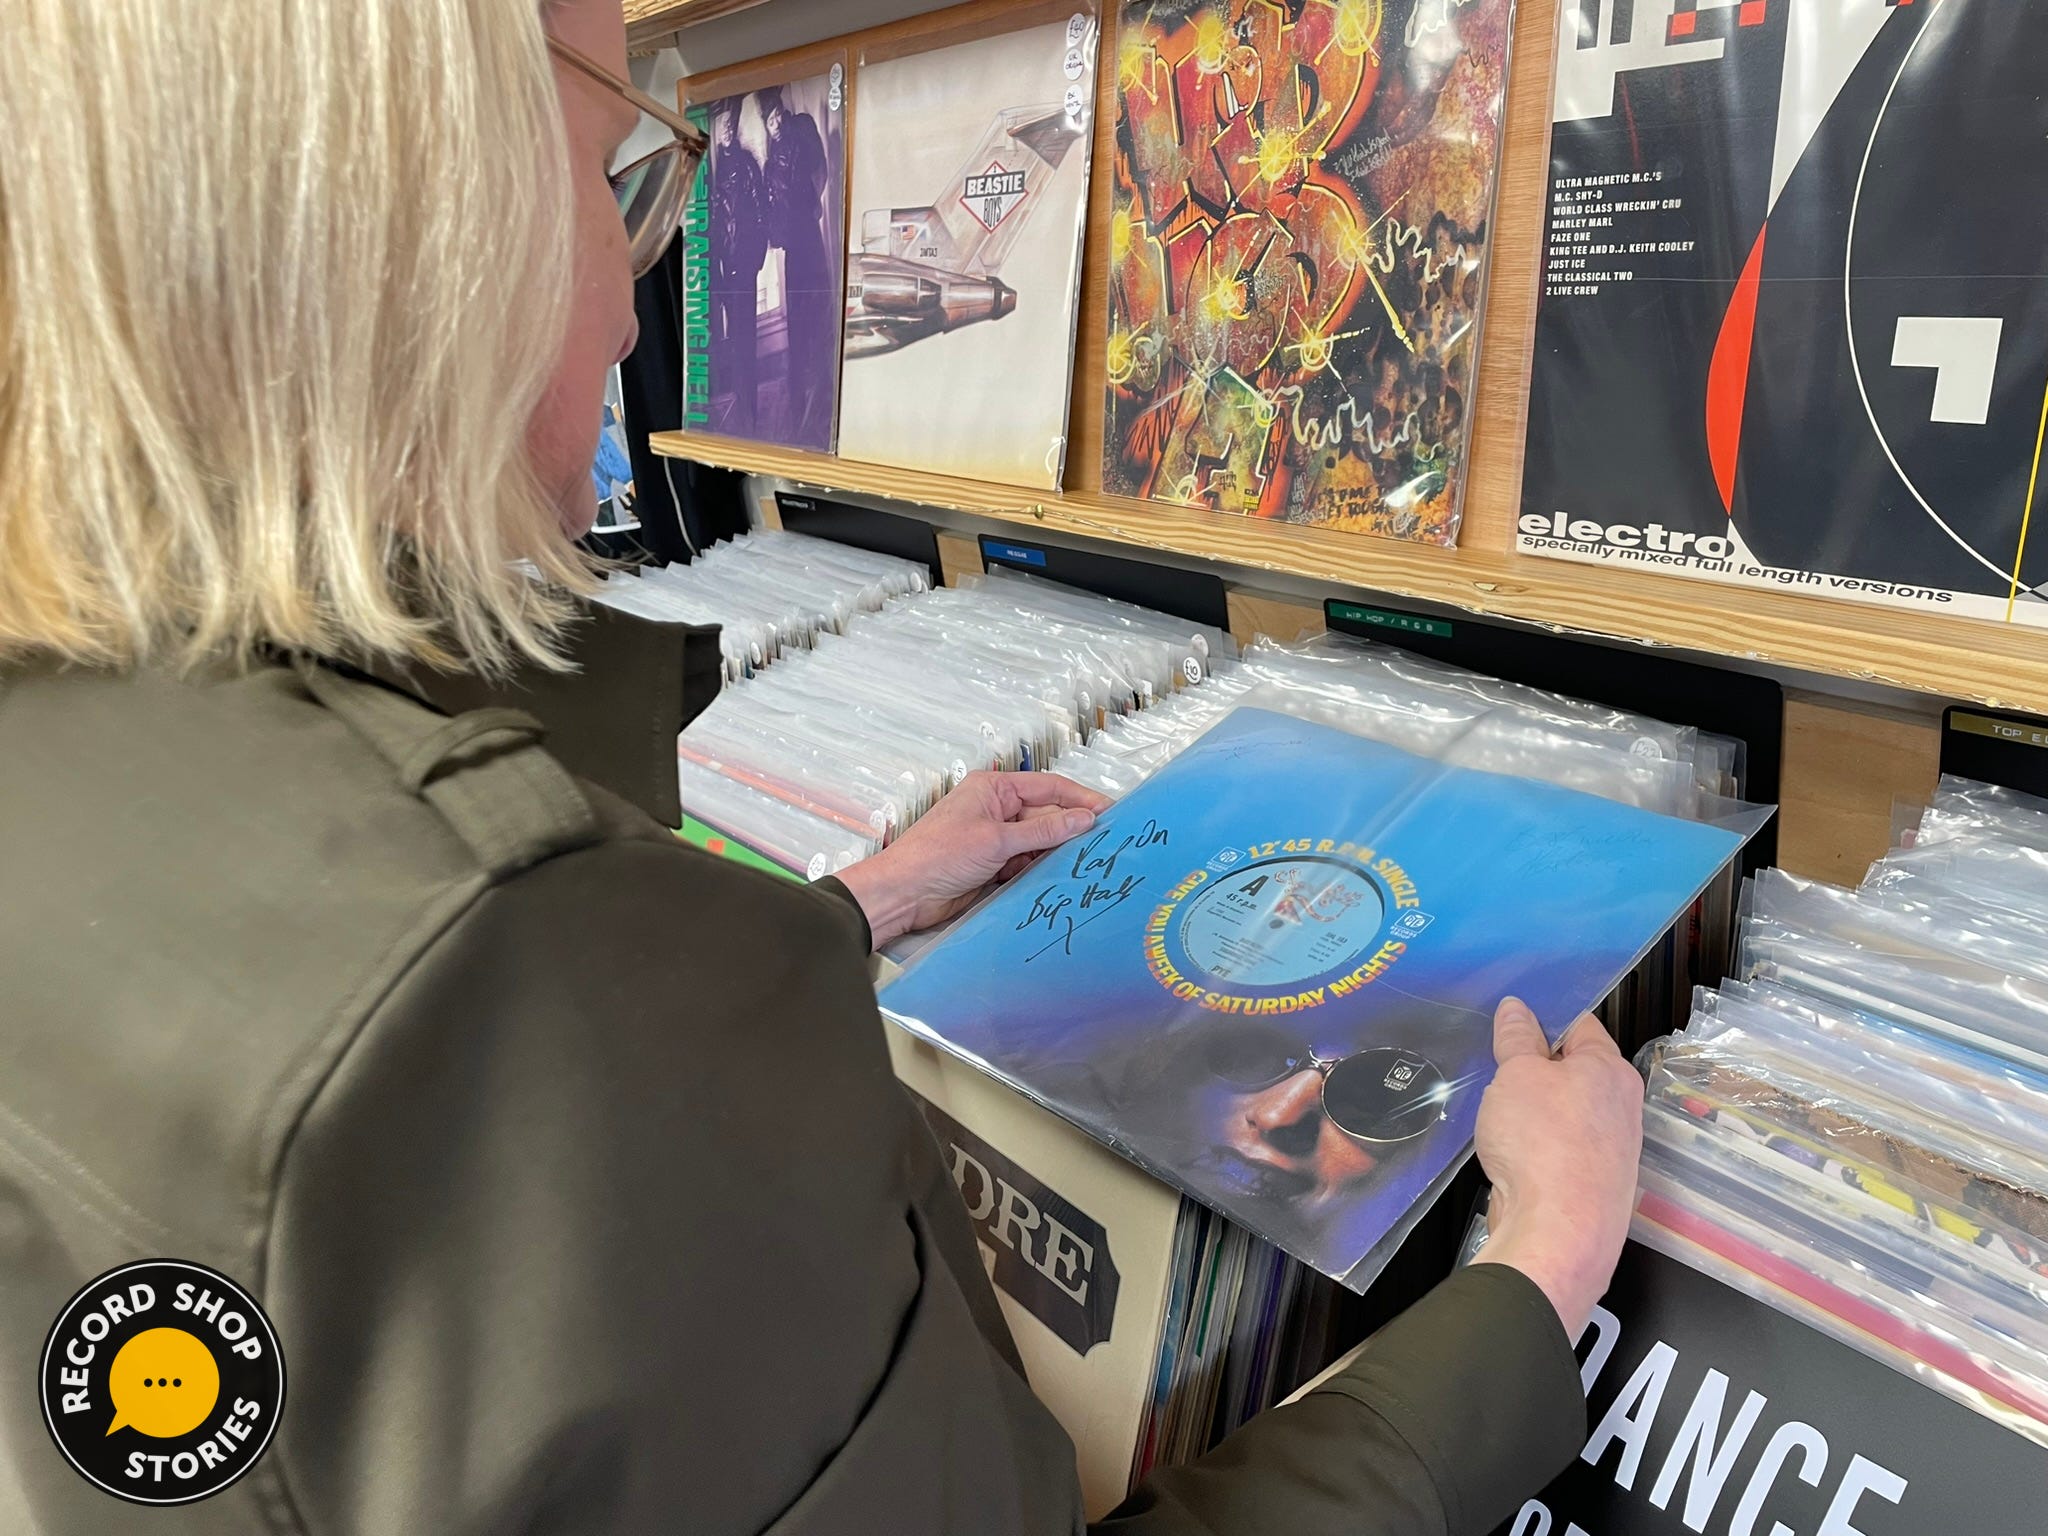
[655,0,2048,712]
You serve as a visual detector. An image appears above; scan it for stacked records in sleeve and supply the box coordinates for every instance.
[643,544,1236,881]
[648,538,1755,979]
[1639,775,2048,1446]
[588,527,933,682]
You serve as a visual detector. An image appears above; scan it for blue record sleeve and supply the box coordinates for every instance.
[880,705,1755,1285]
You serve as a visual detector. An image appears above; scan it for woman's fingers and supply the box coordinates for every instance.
[993,772,1113,816]
[997,805,1098,859]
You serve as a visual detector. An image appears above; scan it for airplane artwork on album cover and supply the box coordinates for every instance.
[836,14,1101,489]
[1518,0,2048,628]
[1103,0,1517,546]
[843,104,1083,360]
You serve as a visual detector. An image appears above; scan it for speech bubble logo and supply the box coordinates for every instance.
[106,1328,220,1438]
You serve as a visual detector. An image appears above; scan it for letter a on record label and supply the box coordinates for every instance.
[40,1258,286,1506]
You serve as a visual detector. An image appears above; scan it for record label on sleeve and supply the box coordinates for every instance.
[1173,857,1385,990]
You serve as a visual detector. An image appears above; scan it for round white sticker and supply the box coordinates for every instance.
[1064,45,1086,80]
[1067,12,1088,44]
[1064,83,1087,118]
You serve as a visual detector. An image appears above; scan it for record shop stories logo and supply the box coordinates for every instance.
[41,1259,286,1506]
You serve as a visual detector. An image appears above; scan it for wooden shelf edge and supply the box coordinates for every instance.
[651,431,2048,711]
[624,0,768,44]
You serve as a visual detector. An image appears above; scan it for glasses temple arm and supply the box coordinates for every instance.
[547,36,709,155]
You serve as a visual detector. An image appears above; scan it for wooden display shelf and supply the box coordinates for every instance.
[655,0,2048,712]
[651,431,2046,708]
[625,0,767,46]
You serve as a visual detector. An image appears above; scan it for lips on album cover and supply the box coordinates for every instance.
[835,13,1101,488]
[881,706,1751,1285]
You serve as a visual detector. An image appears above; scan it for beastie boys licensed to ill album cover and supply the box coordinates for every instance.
[836,13,1101,489]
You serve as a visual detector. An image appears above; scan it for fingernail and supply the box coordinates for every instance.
[1064,810,1095,835]
[1498,996,1534,1025]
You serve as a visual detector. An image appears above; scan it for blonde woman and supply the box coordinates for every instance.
[0,2,1644,1532]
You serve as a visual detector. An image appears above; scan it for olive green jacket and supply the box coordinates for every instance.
[0,656,1584,1534]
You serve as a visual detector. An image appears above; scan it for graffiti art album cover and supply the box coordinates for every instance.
[835,13,1101,488]
[684,67,847,452]
[880,705,1751,1284]
[1518,0,2048,628]
[1103,0,1516,545]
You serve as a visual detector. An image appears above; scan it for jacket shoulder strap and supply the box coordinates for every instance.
[296,659,602,879]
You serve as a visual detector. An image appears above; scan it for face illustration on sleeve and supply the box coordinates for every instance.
[1181,1014,1470,1218]
[1217,1069,1383,1204]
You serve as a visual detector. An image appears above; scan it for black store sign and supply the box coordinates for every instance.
[909,1093,1121,1356]
[1494,1243,2046,1536]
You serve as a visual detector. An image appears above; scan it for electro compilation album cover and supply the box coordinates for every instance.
[1519,0,2048,627]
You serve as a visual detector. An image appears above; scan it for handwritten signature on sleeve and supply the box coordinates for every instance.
[1014,819,1170,962]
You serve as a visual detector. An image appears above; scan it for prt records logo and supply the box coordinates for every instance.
[41,1259,286,1506]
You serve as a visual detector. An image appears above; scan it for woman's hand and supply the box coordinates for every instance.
[834,771,1112,950]
[1471,997,1644,1342]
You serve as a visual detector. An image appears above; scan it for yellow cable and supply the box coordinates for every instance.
[2004,375,2048,623]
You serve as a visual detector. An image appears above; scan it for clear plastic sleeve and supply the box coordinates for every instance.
[676,756,876,880]
[1927,775,2048,845]
[1735,870,2048,1071]
[1229,634,1736,820]
[1631,1190,2048,1448]
[879,692,1766,1286]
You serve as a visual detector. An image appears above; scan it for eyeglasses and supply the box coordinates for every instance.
[1204,1027,1454,1144]
[548,36,708,279]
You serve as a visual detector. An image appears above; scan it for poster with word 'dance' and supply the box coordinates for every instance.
[1486,1240,2047,1536]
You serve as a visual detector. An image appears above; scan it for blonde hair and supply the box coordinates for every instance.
[0,0,592,674]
